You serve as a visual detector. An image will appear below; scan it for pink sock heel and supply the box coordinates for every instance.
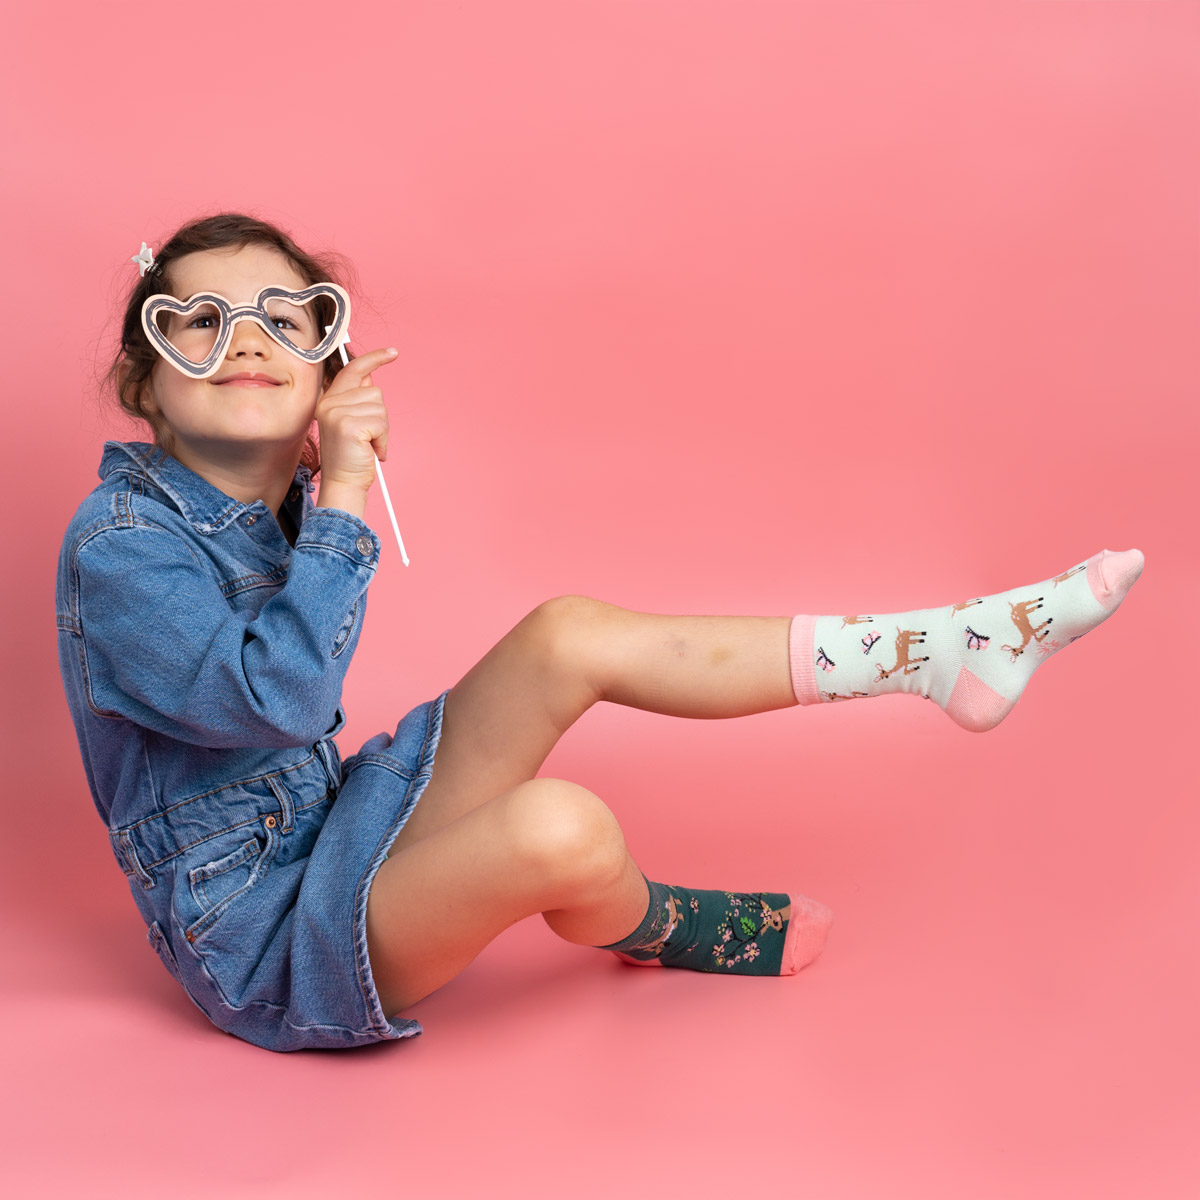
[944,667,1014,733]
[612,950,662,967]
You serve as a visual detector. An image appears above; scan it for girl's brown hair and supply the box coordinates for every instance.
[106,213,355,475]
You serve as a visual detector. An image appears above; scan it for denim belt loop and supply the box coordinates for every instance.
[110,827,155,890]
[265,774,295,833]
[315,738,343,793]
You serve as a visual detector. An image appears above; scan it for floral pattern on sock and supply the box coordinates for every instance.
[710,893,791,971]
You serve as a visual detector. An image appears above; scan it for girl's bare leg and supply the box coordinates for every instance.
[390,596,794,849]
[368,596,795,1010]
[369,550,1145,1003]
[366,778,650,1013]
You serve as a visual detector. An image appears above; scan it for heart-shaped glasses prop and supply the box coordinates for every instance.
[142,284,351,377]
[141,283,410,566]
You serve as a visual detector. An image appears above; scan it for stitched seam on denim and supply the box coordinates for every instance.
[134,788,327,863]
[76,629,122,721]
[112,829,152,886]
[136,797,328,874]
[296,542,378,567]
[116,755,325,870]
[353,773,423,1033]
[148,921,181,975]
[179,949,414,1039]
[266,773,295,832]
[299,510,370,536]
[123,753,318,820]
[353,699,442,1034]
[275,1013,419,1039]
[343,755,415,781]
[220,567,289,597]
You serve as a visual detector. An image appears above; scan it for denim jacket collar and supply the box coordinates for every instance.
[99,441,314,535]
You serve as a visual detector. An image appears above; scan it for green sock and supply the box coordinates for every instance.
[597,877,833,976]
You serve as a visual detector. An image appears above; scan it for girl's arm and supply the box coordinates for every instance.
[69,508,381,749]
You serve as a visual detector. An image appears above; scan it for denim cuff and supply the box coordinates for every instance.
[295,508,381,568]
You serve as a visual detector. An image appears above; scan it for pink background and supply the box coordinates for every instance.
[3,2,1196,1196]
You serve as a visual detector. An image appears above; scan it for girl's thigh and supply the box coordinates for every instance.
[366,777,632,1014]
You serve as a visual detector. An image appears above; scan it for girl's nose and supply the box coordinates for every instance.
[228,319,273,358]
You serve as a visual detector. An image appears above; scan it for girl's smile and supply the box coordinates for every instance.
[212,371,284,387]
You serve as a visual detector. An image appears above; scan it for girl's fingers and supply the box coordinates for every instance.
[325,347,397,397]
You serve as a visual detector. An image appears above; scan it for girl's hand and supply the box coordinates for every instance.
[314,347,398,516]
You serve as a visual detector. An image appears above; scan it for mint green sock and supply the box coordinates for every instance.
[597,877,833,976]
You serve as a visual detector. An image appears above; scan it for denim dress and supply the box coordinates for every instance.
[56,442,448,1052]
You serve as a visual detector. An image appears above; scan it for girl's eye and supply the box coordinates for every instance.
[272,316,299,331]
[187,313,218,329]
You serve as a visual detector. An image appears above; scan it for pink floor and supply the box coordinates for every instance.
[7,686,1197,1198]
[4,1,1197,1195]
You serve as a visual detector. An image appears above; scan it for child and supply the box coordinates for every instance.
[56,213,1144,1053]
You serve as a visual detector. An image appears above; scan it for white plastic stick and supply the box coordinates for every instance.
[329,327,410,566]
[372,452,410,566]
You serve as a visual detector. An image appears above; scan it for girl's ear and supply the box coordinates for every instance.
[122,362,158,417]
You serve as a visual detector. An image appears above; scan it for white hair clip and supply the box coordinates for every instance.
[132,242,161,278]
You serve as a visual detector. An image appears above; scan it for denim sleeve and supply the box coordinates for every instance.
[74,509,381,748]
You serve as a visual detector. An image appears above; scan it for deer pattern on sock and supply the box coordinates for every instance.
[711,893,791,970]
[875,628,929,681]
[822,689,870,701]
[758,897,792,933]
[1001,598,1053,662]
[841,615,875,628]
[642,893,687,956]
[1053,563,1086,587]
[950,598,984,616]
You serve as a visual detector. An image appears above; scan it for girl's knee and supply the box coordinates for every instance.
[523,594,613,659]
[501,778,627,890]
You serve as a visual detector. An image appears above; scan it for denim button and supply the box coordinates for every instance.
[355,535,373,557]
[246,515,257,526]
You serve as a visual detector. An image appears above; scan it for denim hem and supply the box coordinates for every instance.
[349,689,448,1041]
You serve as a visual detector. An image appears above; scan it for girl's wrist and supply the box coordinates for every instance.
[315,479,369,520]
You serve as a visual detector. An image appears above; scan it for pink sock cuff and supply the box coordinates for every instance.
[788,614,820,706]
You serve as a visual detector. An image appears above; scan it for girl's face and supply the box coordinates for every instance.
[146,244,328,465]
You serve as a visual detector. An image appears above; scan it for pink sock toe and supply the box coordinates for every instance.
[781,893,834,975]
[1086,548,1145,611]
